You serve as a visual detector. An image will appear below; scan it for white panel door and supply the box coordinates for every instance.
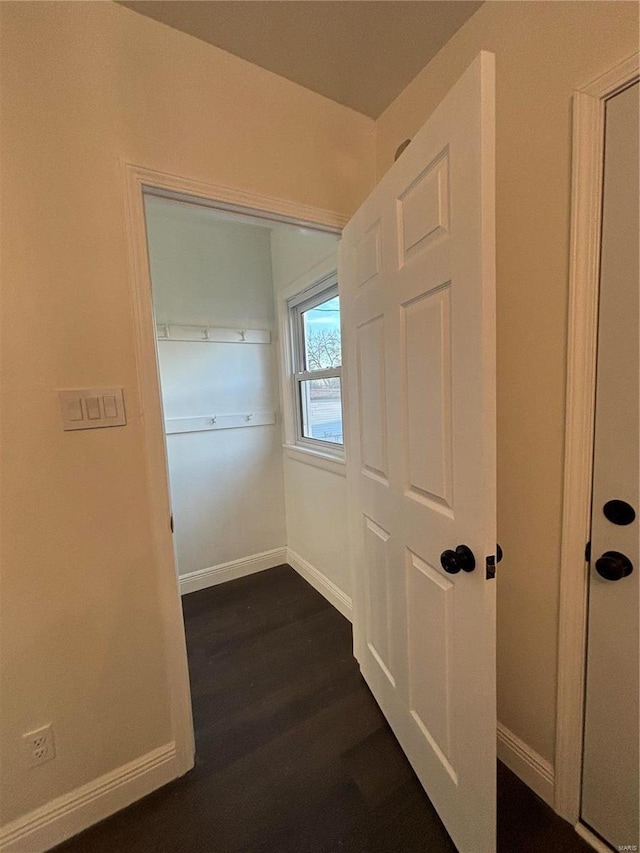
[581,81,639,851]
[340,52,496,853]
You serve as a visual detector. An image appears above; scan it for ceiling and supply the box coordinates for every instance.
[119,1,483,118]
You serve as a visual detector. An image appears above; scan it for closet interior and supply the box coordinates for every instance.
[144,193,351,607]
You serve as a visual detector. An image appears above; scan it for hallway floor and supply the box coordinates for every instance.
[56,565,591,853]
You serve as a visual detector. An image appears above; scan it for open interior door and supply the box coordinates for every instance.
[340,52,496,853]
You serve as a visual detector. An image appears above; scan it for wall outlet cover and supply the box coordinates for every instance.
[23,724,56,767]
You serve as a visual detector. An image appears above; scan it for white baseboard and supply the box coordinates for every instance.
[178,546,351,623]
[287,547,352,621]
[497,722,555,807]
[574,822,617,853]
[178,547,288,595]
[0,743,178,853]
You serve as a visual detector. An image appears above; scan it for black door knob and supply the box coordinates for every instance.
[440,545,476,574]
[603,500,636,526]
[594,550,634,581]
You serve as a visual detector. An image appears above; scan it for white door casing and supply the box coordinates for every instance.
[581,81,639,851]
[554,52,639,829]
[122,163,347,789]
[340,52,496,853]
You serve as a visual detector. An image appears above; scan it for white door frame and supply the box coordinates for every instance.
[120,162,346,777]
[555,52,639,841]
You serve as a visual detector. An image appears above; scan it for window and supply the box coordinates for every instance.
[289,276,343,452]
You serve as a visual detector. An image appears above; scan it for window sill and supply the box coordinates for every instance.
[283,444,346,477]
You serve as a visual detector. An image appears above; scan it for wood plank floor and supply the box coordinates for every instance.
[56,565,591,853]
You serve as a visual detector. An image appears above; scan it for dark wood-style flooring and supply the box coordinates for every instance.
[56,565,591,853]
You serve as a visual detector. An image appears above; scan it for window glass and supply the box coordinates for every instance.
[289,279,343,453]
[299,377,343,444]
[302,296,341,371]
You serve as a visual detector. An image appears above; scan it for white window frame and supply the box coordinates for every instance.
[287,273,344,458]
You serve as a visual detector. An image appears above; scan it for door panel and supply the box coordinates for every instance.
[363,515,394,682]
[397,149,450,265]
[402,284,453,511]
[581,80,639,851]
[340,52,496,853]
[355,222,382,287]
[356,316,388,481]
[406,549,455,778]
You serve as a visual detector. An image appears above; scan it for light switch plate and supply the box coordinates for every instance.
[59,388,126,430]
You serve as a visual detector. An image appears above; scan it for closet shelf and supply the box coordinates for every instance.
[156,323,271,345]
[165,411,276,435]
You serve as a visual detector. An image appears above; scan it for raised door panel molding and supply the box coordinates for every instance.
[356,315,388,483]
[402,283,454,515]
[407,550,457,785]
[354,220,382,288]
[363,515,395,686]
[397,148,450,268]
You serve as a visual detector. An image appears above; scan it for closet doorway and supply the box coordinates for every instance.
[141,186,350,607]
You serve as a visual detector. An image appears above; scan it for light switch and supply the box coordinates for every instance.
[59,388,126,430]
[67,397,84,422]
[102,395,118,419]
[86,397,101,420]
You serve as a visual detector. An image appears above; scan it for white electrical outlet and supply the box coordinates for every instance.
[23,724,55,767]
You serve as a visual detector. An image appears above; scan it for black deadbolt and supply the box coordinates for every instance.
[440,545,476,575]
[594,550,634,582]
[603,499,636,526]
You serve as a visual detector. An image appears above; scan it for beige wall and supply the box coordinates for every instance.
[3,0,637,833]
[270,229,352,601]
[0,1,373,827]
[375,0,639,765]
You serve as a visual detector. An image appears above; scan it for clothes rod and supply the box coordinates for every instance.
[156,323,271,345]
[165,412,276,435]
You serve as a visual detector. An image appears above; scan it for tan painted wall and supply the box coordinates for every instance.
[0,1,373,825]
[270,229,352,600]
[375,0,639,765]
[3,0,637,831]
